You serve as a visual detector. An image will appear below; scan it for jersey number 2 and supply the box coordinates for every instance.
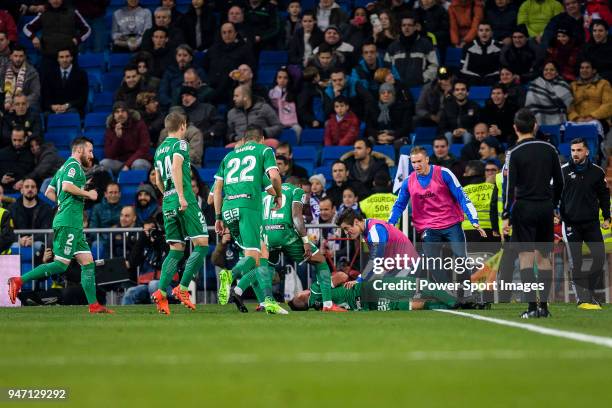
[226,156,256,184]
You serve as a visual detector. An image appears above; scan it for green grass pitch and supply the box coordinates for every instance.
[1,303,612,407]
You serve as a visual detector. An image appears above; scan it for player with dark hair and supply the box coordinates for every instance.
[7,137,113,314]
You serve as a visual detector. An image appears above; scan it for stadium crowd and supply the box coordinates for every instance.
[0,0,611,305]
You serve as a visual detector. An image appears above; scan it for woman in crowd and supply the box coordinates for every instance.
[525,61,573,126]
[269,67,302,141]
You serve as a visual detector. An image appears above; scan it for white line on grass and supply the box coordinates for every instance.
[437,309,612,349]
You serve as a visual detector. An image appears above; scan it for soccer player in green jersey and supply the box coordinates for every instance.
[213,123,286,314]
[256,176,346,312]
[151,112,209,315]
[7,137,113,314]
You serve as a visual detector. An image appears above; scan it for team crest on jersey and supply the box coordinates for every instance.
[64,245,71,255]
[67,167,76,178]
[179,140,188,151]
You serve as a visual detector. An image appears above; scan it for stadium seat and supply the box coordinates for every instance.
[469,86,491,106]
[84,112,110,131]
[321,146,352,167]
[300,128,324,147]
[84,129,105,146]
[57,149,71,159]
[259,51,288,70]
[93,146,104,160]
[117,170,148,186]
[539,124,561,146]
[564,122,599,155]
[312,97,325,123]
[102,72,124,92]
[409,87,421,102]
[312,165,332,188]
[279,128,298,146]
[412,127,438,145]
[373,145,395,162]
[47,113,81,132]
[204,147,231,169]
[108,53,133,71]
[292,146,318,169]
[45,130,79,149]
[450,143,463,158]
[197,168,217,186]
[445,47,462,69]
[255,69,277,87]
[119,186,138,206]
[79,52,105,72]
[558,142,571,158]
[87,72,102,93]
[92,92,115,112]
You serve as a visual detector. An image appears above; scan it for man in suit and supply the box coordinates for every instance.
[41,47,88,116]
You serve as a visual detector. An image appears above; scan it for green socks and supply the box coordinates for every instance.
[316,262,332,303]
[159,249,184,296]
[255,258,274,299]
[179,245,209,290]
[21,260,68,282]
[80,262,98,304]
[231,256,257,281]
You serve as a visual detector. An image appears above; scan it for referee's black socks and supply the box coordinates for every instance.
[538,269,552,311]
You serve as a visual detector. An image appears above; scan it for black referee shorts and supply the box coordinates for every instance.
[510,199,554,254]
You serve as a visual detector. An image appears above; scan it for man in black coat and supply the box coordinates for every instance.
[8,177,53,252]
[480,83,519,146]
[326,160,367,207]
[1,94,42,148]
[41,47,88,116]
[0,127,35,194]
[343,139,389,193]
[438,80,480,145]
[19,136,64,192]
[202,22,256,104]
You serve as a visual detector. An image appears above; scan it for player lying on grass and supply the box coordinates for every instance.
[7,137,113,314]
[213,123,287,314]
[151,112,209,315]
[218,177,346,313]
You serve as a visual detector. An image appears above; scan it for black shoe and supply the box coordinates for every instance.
[230,288,248,313]
[537,306,551,318]
[520,309,540,319]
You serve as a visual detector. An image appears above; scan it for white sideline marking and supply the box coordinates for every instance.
[437,309,612,349]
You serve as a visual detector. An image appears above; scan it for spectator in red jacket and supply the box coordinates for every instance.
[546,27,580,82]
[101,101,152,175]
[0,10,17,43]
[324,95,360,146]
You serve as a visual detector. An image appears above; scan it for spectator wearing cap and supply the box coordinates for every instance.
[101,101,152,175]
[517,0,564,42]
[288,11,324,67]
[568,60,612,135]
[429,135,464,180]
[245,0,281,51]
[486,0,518,45]
[581,19,612,84]
[315,0,348,32]
[203,22,256,105]
[136,91,164,146]
[384,13,439,87]
[135,183,159,225]
[414,66,454,127]
[177,86,226,148]
[541,0,585,48]
[141,6,185,52]
[111,0,152,53]
[158,106,204,166]
[460,122,489,161]
[159,44,206,109]
[181,0,216,51]
[226,85,282,147]
[324,95,360,146]
[114,63,155,110]
[546,26,580,82]
[350,41,400,99]
[459,21,502,86]
[479,136,503,163]
[313,25,356,71]
[500,24,545,83]
[41,47,88,116]
[366,82,413,147]
[439,79,480,145]
[525,61,573,126]
[449,0,484,47]
[309,173,327,222]
[480,83,519,145]
[341,138,391,192]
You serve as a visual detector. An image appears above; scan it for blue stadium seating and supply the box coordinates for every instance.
[539,124,561,146]
[108,53,133,71]
[412,127,438,145]
[373,145,395,162]
[204,147,231,169]
[87,72,102,93]
[321,146,352,167]
[119,186,138,206]
[45,130,79,149]
[255,69,277,87]
[409,87,421,102]
[57,149,71,159]
[445,47,462,69]
[92,92,115,112]
[198,168,217,186]
[469,86,491,106]
[79,53,106,72]
[259,51,288,70]
[558,143,571,158]
[47,113,81,132]
[85,112,109,131]
[84,130,106,146]
[279,128,298,146]
[93,146,104,160]
[450,143,463,158]
[292,146,318,170]
[564,122,600,154]
[312,166,332,188]
[117,170,148,186]
[102,72,124,92]
[300,128,324,147]
[312,97,325,123]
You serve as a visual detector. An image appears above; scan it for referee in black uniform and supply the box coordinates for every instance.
[561,138,610,310]
[502,109,563,318]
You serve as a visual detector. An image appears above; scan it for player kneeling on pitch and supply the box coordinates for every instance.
[7,137,113,314]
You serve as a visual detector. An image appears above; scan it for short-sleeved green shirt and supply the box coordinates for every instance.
[215,141,277,213]
[154,137,197,211]
[262,183,305,228]
[49,158,86,229]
